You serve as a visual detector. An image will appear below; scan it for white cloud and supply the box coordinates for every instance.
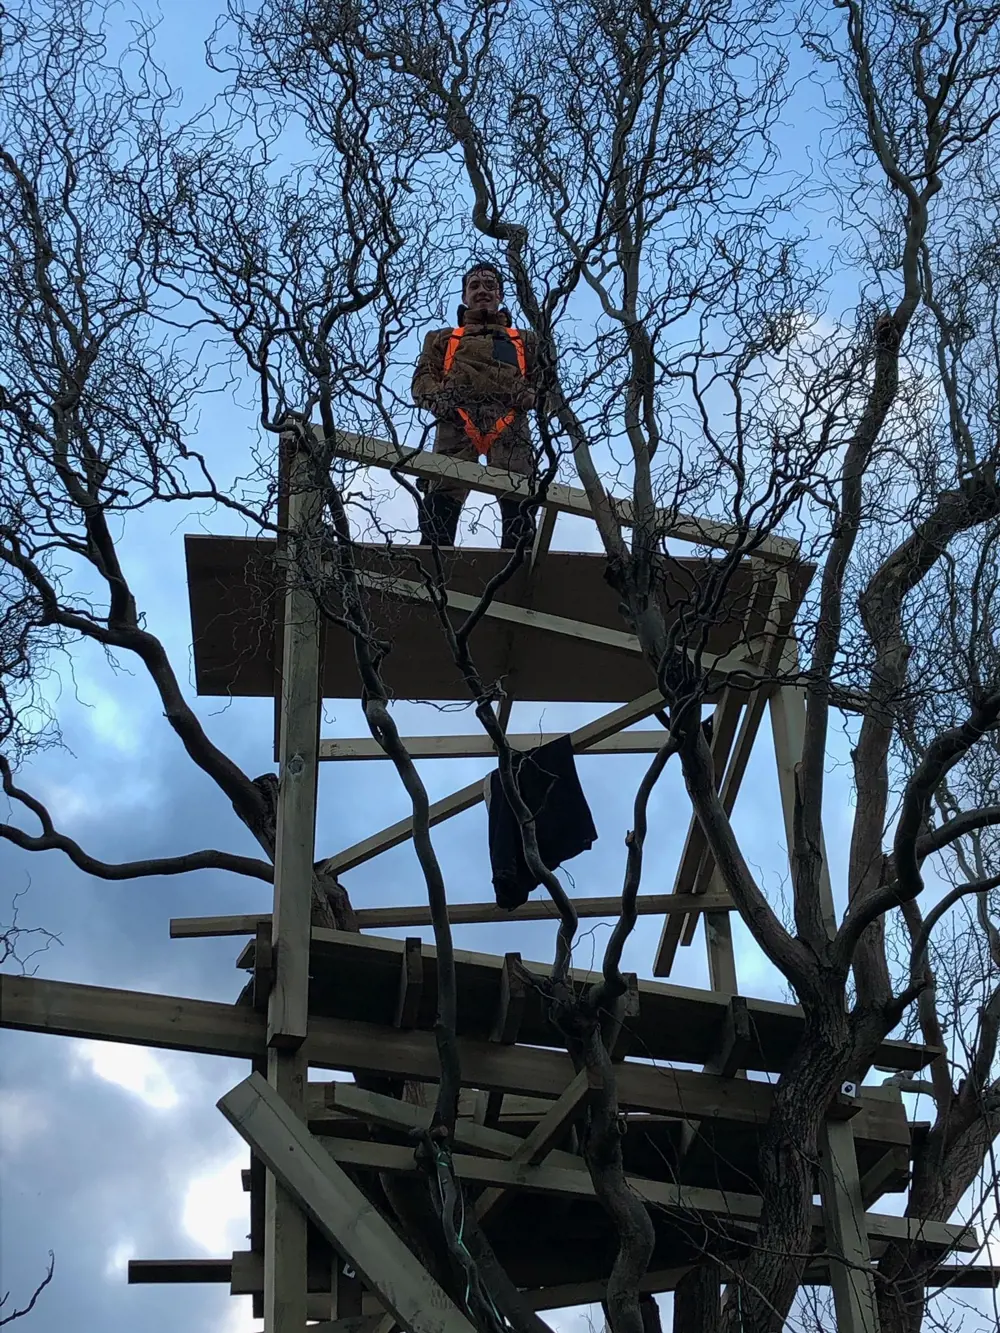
[217,1295,260,1333]
[181,1148,249,1255]
[71,1041,181,1111]
[0,1088,50,1159]
[104,1238,136,1280]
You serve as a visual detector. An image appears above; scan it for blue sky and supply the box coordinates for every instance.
[0,3,990,1331]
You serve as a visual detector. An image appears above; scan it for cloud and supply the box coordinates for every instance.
[104,1238,136,1281]
[0,1088,50,1159]
[181,1147,250,1256]
[71,1041,182,1111]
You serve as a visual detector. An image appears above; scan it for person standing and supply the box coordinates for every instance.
[411,263,537,548]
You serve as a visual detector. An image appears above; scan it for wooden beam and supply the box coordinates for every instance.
[676,996,752,1158]
[312,1081,581,1171]
[318,731,671,760]
[358,570,644,656]
[654,572,800,977]
[475,1070,590,1223]
[0,973,266,1058]
[361,569,777,699]
[230,1250,353,1308]
[486,952,527,1123]
[819,1117,882,1333]
[218,1072,477,1333]
[318,688,672,876]
[266,442,323,1333]
[1,971,937,1078]
[269,443,322,1046]
[253,920,275,1014]
[394,938,423,1030]
[602,974,640,1062]
[128,1260,233,1284]
[523,1269,693,1309]
[315,1136,975,1253]
[769,682,837,934]
[326,428,799,562]
[265,1046,309,1333]
[860,1145,910,1209]
[173,890,736,939]
[491,953,527,1044]
[705,996,753,1080]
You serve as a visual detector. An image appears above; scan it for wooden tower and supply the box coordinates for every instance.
[1,434,990,1333]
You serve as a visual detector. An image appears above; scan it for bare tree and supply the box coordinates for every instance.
[0,0,365,925]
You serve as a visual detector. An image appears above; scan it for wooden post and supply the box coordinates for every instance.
[270,441,323,1046]
[819,1116,882,1333]
[266,437,323,1333]
[768,683,836,934]
[770,679,878,1331]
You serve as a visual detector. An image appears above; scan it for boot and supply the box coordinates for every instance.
[418,489,462,546]
[500,498,535,550]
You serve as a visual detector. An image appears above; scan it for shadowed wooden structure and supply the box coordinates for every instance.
[3,432,995,1333]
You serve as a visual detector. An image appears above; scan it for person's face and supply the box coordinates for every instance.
[464,268,501,314]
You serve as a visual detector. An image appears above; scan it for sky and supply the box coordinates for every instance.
[0,3,994,1332]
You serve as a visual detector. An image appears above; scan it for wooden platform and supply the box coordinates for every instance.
[239,928,938,1076]
[185,537,812,702]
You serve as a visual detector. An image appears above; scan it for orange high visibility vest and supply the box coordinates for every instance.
[441,325,527,456]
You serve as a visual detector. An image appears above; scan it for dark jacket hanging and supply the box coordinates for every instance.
[487,734,598,910]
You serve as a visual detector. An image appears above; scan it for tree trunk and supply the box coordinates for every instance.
[674,1264,721,1333]
[721,1005,854,1333]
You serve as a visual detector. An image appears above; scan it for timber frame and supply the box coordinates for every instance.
[5,429,996,1333]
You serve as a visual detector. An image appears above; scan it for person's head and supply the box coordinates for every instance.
[462,263,503,314]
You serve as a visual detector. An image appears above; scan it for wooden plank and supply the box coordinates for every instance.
[300,929,936,1075]
[267,444,322,1333]
[0,973,265,1057]
[0,970,937,1077]
[676,995,752,1158]
[319,731,670,760]
[314,1081,582,1171]
[819,1117,881,1333]
[491,953,527,1044]
[253,921,275,1014]
[230,1251,355,1312]
[264,1046,309,1333]
[475,1070,590,1223]
[523,1269,692,1309]
[172,890,737,938]
[128,1260,233,1284]
[365,565,778,698]
[860,1145,910,1208]
[358,570,644,657]
[394,938,423,1030]
[218,1072,477,1333]
[318,688,672,875]
[486,952,527,1123]
[315,1136,975,1253]
[655,691,759,974]
[269,447,322,1046]
[602,974,640,1062]
[655,574,799,975]
[769,682,837,935]
[326,428,799,561]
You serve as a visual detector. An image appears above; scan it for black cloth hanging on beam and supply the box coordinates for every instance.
[487,734,597,909]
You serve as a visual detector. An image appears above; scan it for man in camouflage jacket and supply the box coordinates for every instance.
[411,263,537,548]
